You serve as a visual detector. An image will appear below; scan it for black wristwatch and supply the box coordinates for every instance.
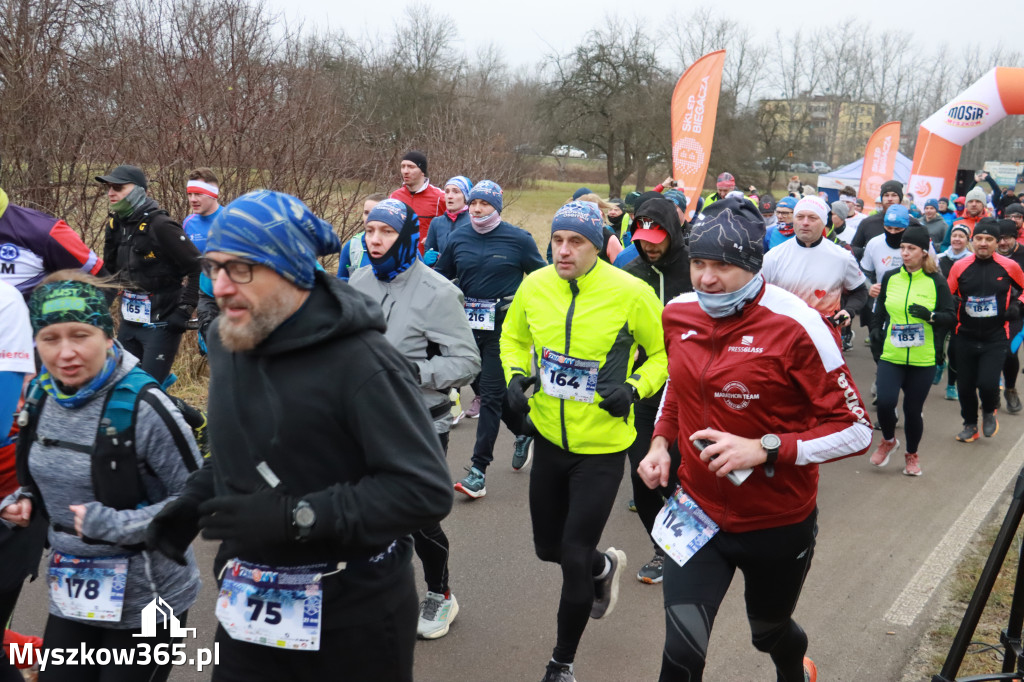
[760,434,781,465]
[292,500,316,541]
[760,434,781,478]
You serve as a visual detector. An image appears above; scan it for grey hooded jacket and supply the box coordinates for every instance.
[349,259,481,433]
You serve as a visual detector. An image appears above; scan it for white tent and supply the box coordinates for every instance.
[817,152,913,198]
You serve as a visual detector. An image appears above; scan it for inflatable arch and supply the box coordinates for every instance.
[909,67,1024,204]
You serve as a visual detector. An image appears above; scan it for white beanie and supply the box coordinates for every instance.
[794,196,829,224]
[966,186,987,204]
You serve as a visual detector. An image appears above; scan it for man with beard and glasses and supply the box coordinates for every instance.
[146,190,453,681]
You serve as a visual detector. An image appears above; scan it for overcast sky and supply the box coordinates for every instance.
[262,0,1020,69]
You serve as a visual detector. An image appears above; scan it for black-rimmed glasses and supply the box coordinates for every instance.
[199,257,256,284]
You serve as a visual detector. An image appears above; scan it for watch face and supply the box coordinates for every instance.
[762,434,781,450]
[295,506,316,528]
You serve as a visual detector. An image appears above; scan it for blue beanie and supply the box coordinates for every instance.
[572,187,594,201]
[365,199,420,282]
[444,176,473,201]
[366,198,411,232]
[884,204,910,228]
[924,198,939,210]
[776,196,798,210]
[551,201,604,250]
[468,180,503,213]
[207,190,340,289]
[663,189,687,211]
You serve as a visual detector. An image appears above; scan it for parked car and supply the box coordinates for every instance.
[789,162,811,173]
[551,145,587,159]
[811,161,831,173]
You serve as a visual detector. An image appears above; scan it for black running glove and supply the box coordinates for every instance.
[147,488,207,566]
[599,383,637,418]
[507,375,537,416]
[198,491,296,556]
[907,304,932,321]
[869,328,885,361]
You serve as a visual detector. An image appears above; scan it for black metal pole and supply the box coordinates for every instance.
[933,467,1024,682]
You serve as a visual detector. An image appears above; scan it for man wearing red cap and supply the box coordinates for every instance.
[390,150,445,255]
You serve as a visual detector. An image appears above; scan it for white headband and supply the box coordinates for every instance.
[186,179,219,198]
[794,196,828,224]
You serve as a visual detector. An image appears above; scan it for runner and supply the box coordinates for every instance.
[997,218,1024,414]
[98,165,201,383]
[947,217,1024,442]
[867,225,955,476]
[0,280,44,682]
[0,184,107,299]
[851,180,904,262]
[348,198,480,640]
[434,180,546,497]
[638,196,872,682]
[390,151,446,255]
[764,196,796,251]
[827,200,854,246]
[146,190,454,681]
[181,168,224,352]
[1,273,202,682]
[500,200,667,682]
[937,224,973,399]
[622,197,690,585]
[423,176,472,265]
[762,196,867,340]
[336,192,385,280]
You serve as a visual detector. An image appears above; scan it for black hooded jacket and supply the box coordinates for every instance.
[851,180,905,261]
[623,197,692,304]
[197,272,454,622]
[622,197,690,407]
[103,198,201,320]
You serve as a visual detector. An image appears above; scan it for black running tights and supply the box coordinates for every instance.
[659,510,817,682]
[529,437,625,664]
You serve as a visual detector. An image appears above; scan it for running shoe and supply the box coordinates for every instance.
[842,329,854,352]
[627,499,637,513]
[540,661,576,682]
[417,591,459,639]
[946,385,959,401]
[804,656,817,682]
[512,435,534,471]
[933,364,945,386]
[464,396,481,419]
[869,438,898,467]
[1006,388,1023,414]
[591,547,627,619]
[454,467,486,499]
[903,453,922,477]
[983,412,999,437]
[637,552,665,584]
[955,425,979,442]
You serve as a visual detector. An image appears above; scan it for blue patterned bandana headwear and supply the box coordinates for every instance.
[206,190,340,289]
[365,198,420,282]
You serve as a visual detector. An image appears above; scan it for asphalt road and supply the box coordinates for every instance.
[10,340,1024,681]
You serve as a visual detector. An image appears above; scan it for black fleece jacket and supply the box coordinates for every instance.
[196,272,454,621]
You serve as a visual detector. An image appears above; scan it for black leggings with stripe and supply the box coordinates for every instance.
[660,509,817,682]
